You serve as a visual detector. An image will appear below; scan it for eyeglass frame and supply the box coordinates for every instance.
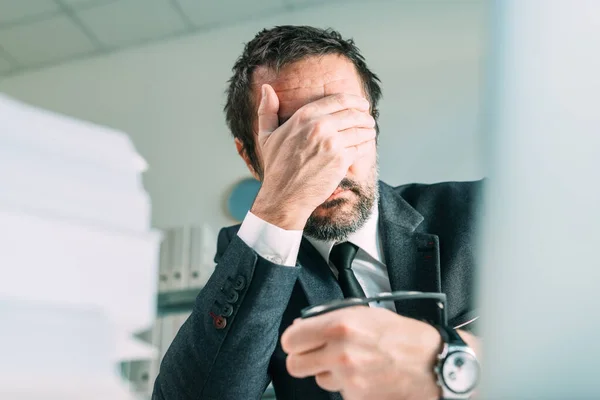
[300,291,448,325]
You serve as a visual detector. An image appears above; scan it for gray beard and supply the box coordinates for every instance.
[303,176,379,242]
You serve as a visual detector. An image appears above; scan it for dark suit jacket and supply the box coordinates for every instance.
[153,180,483,400]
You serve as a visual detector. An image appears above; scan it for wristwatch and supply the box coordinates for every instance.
[433,325,480,399]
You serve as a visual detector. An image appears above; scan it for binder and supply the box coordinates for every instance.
[200,224,217,287]
[188,224,217,288]
[157,312,190,365]
[174,311,190,334]
[157,230,171,293]
[170,226,190,291]
[171,311,190,350]
[188,225,203,289]
[158,315,173,364]
[127,359,152,394]
[148,319,162,392]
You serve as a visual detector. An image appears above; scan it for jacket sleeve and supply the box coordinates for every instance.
[152,228,301,400]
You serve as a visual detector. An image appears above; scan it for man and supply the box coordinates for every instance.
[154,26,482,400]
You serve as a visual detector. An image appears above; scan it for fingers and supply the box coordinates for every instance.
[315,371,341,392]
[298,93,370,119]
[324,108,375,132]
[344,137,375,164]
[259,89,372,143]
[340,127,377,149]
[286,344,331,378]
[257,84,280,137]
[281,317,332,355]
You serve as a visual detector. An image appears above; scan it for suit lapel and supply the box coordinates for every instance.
[295,182,442,323]
[297,238,344,307]
[378,182,442,323]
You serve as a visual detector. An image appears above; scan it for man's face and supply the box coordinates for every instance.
[250,54,379,241]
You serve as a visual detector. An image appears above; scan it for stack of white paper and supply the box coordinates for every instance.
[0,94,160,399]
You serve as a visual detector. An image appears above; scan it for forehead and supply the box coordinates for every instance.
[251,54,365,120]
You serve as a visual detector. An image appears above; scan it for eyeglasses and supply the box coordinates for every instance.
[300,291,448,325]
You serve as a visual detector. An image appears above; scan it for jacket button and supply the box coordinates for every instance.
[214,316,227,329]
[225,290,239,304]
[222,303,234,317]
[233,275,246,290]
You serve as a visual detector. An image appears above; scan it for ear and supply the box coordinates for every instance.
[234,138,261,181]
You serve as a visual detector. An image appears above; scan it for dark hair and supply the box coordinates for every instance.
[224,25,382,177]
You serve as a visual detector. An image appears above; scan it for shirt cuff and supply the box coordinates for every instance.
[237,211,303,267]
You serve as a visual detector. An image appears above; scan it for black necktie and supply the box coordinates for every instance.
[329,242,366,298]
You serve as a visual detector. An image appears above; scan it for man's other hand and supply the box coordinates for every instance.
[281,307,443,400]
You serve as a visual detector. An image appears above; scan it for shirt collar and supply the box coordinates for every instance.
[305,206,382,264]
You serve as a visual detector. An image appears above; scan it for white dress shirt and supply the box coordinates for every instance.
[237,207,397,312]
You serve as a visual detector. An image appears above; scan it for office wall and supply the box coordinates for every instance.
[0,0,486,230]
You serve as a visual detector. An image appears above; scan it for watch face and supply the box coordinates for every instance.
[441,351,479,394]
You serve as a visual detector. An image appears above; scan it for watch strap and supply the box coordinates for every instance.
[435,324,467,346]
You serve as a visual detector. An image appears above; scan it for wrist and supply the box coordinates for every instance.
[433,325,480,399]
[251,191,311,230]
[425,323,445,398]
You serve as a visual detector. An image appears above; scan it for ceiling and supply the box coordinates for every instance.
[0,0,327,77]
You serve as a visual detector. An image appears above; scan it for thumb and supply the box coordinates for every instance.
[257,84,279,139]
